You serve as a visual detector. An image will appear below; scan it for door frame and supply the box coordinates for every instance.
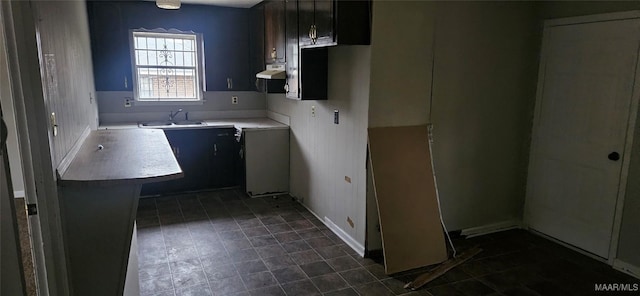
[0,1,70,295]
[524,11,640,265]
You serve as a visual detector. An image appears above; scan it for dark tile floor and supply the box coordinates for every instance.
[136,189,638,296]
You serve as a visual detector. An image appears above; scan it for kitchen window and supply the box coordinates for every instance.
[131,30,204,103]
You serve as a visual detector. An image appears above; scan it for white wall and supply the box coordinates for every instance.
[33,0,99,167]
[267,46,371,249]
[367,1,538,234]
[430,1,538,231]
[368,1,435,128]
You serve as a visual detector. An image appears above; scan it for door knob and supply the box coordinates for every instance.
[608,152,620,161]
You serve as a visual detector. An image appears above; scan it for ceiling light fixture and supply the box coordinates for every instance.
[157,0,181,9]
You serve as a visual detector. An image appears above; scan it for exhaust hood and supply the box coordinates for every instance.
[256,64,286,79]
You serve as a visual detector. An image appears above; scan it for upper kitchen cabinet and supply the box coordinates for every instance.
[86,1,254,92]
[249,2,266,92]
[299,0,371,47]
[264,0,286,64]
[87,2,129,91]
[250,1,286,93]
[285,0,300,99]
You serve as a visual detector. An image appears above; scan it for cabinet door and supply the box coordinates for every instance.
[166,130,211,192]
[264,0,286,64]
[87,2,129,91]
[285,0,299,99]
[249,3,266,92]
[168,130,203,191]
[204,8,252,91]
[314,0,334,45]
[210,129,238,188]
[298,0,315,46]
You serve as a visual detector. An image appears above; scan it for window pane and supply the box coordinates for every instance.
[150,51,158,66]
[184,53,193,67]
[175,39,183,50]
[147,37,156,50]
[132,31,200,101]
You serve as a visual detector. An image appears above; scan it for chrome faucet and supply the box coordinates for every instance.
[169,109,183,121]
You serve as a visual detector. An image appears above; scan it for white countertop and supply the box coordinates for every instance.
[99,117,289,131]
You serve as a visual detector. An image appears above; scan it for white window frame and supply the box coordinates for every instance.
[129,28,205,105]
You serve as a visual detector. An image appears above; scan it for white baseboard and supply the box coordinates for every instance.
[460,220,522,238]
[293,198,365,257]
[324,217,365,257]
[614,259,640,279]
[13,190,25,198]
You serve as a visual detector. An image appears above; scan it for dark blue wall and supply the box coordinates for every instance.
[87,1,251,91]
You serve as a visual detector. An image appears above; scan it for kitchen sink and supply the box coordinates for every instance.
[139,121,174,127]
[173,120,205,126]
[138,121,207,128]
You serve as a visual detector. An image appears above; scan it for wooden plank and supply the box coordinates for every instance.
[404,247,482,290]
[367,125,448,274]
[59,129,182,186]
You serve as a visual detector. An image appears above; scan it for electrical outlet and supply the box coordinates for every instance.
[124,97,132,107]
[232,96,238,104]
[311,106,316,117]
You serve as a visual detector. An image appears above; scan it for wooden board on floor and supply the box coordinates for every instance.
[405,247,482,290]
[368,125,448,274]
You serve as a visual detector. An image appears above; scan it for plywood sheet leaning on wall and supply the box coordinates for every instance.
[368,125,448,274]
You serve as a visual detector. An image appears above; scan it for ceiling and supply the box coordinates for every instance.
[181,0,262,8]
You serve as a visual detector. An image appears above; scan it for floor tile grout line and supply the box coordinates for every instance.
[247,194,326,295]
[141,196,176,296]
[179,192,216,295]
[228,189,271,295]
[199,190,249,296]
[253,194,379,296]
[143,192,378,296]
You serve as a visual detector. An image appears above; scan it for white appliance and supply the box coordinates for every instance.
[239,127,289,196]
[256,64,286,79]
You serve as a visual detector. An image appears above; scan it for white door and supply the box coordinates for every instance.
[526,16,640,259]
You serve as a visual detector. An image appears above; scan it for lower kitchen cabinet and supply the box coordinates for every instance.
[210,128,238,188]
[141,127,238,196]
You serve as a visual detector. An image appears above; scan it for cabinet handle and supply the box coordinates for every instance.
[309,25,313,40]
[214,144,217,156]
[284,83,289,93]
[227,78,233,89]
[255,78,260,91]
[311,25,318,44]
[271,48,277,61]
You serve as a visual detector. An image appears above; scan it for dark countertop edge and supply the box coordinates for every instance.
[58,172,184,188]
